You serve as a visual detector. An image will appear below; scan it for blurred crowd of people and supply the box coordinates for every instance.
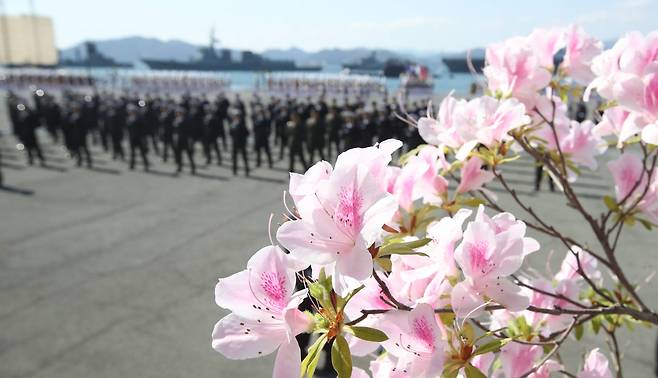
[2,86,433,184]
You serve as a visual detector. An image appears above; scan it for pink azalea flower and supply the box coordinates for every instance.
[607,152,658,223]
[451,206,538,318]
[456,156,495,193]
[499,343,543,378]
[555,246,601,282]
[470,352,495,376]
[417,93,462,149]
[561,120,608,170]
[392,145,449,211]
[530,359,562,378]
[593,107,644,147]
[212,245,312,378]
[343,276,393,356]
[419,94,530,160]
[562,25,604,85]
[277,145,399,296]
[452,96,531,160]
[419,208,473,281]
[530,94,572,153]
[288,160,332,205]
[528,27,565,68]
[388,253,453,308]
[370,353,410,378]
[484,36,552,107]
[587,31,658,145]
[578,348,613,378]
[380,304,445,378]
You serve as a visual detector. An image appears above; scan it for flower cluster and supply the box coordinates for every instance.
[210,24,658,378]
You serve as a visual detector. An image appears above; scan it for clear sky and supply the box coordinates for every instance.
[3,0,657,52]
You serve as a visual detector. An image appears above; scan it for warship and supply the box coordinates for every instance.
[342,52,412,78]
[441,55,485,74]
[141,31,321,72]
[59,42,132,68]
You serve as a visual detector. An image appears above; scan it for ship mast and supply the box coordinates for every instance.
[209,27,218,50]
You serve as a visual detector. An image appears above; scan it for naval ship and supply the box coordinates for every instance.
[142,32,321,72]
[441,55,486,74]
[59,42,132,68]
[342,52,413,78]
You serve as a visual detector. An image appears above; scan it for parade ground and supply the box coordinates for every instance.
[1,105,657,377]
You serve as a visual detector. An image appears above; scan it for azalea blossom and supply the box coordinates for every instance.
[277,143,400,295]
[392,145,448,211]
[587,31,658,145]
[451,206,539,317]
[560,120,608,171]
[607,152,658,223]
[418,94,530,160]
[562,25,604,85]
[483,35,552,107]
[593,107,644,147]
[456,156,495,194]
[211,246,312,378]
[499,343,542,378]
[578,348,613,378]
[379,304,445,378]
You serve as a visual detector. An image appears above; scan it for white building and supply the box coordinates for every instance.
[0,15,57,65]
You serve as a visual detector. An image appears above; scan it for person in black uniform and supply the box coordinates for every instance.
[288,111,308,173]
[203,104,223,166]
[43,96,62,143]
[15,103,46,166]
[343,111,362,151]
[160,103,176,163]
[253,107,273,168]
[216,94,230,150]
[126,104,149,171]
[109,98,126,161]
[173,107,196,175]
[326,104,342,161]
[69,102,93,168]
[307,107,326,163]
[143,97,161,156]
[276,107,290,161]
[229,111,250,176]
[376,104,395,143]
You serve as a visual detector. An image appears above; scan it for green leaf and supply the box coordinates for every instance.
[498,154,521,164]
[300,334,327,378]
[603,195,618,211]
[336,285,364,313]
[398,144,428,165]
[575,324,584,340]
[439,312,456,327]
[473,338,510,356]
[331,335,352,378]
[379,238,432,257]
[441,361,463,378]
[591,316,601,334]
[464,363,487,378]
[638,218,654,230]
[345,326,389,342]
[308,281,335,316]
[375,257,392,271]
[461,323,475,345]
[457,197,487,207]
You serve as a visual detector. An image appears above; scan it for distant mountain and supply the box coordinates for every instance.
[60,36,202,63]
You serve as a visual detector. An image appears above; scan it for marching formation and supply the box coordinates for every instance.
[2,88,433,180]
